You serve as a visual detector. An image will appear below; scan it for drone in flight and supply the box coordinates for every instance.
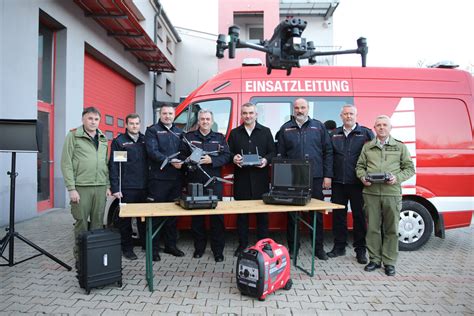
[161,128,233,187]
[216,18,368,75]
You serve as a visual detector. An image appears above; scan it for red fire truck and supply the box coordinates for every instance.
[170,64,474,251]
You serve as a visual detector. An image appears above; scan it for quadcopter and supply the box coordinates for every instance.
[160,127,233,187]
[216,18,368,75]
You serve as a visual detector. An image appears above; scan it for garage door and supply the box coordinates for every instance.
[84,53,136,141]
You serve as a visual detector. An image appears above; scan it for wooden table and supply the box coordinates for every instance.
[120,199,344,292]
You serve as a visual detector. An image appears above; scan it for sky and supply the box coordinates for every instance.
[333,0,473,71]
[160,0,473,72]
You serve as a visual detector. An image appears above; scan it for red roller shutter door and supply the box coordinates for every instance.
[84,53,136,139]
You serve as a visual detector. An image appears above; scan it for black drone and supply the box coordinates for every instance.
[161,128,233,187]
[216,18,368,75]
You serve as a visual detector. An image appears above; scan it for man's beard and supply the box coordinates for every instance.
[295,114,307,124]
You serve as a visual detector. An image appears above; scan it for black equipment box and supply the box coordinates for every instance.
[262,158,312,206]
[178,183,219,209]
[77,229,122,294]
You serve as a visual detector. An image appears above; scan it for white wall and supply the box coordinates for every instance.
[0,0,155,225]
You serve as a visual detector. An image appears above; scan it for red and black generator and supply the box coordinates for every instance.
[236,238,292,300]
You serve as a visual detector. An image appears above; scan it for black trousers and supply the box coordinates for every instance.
[148,179,182,251]
[287,178,324,251]
[192,215,225,255]
[119,189,147,250]
[236,212,269,247]
[331,182,367,252]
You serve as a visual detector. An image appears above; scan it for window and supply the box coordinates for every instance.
[105,131,114,140]
[38,23,54,103]
[251,96,353,136]
[233,12,264,41]
[105,115,114,126]
[415,98,472,148]
[155,73,162,89]
[117,118,124,128]
[175,99,232,136]
[166,78,173,96]
[166,36,173,54]
[248,25,263,41]
[156,20,163,42]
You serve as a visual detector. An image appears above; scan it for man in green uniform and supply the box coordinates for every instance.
[356,115,414,276]
[61,107,111,263]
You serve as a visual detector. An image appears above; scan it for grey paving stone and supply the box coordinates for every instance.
[1,208,473,315]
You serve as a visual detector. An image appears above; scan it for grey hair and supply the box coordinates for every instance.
[198,109,214,120]
[374,115,392,125]
[340,104,357,115]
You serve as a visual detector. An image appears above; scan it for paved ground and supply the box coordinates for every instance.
[0,208,473,315]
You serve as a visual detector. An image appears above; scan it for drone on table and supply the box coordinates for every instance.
[160,128,233,187]
[216,18,368,75]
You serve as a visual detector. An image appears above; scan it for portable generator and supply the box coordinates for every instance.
[236,238,292,300]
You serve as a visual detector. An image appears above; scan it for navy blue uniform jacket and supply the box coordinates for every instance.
[109,130,148,193]
[179,129,231,186]
[277,117,333,179]
[145,121,184,181]
[331,123,374,184]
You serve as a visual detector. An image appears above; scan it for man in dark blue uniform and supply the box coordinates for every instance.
[328,104,373,264]
[145,105,185,261]
[277,98,333,260]
[228,103,275,256]
[179,109,231,262]
[109,113,148,260]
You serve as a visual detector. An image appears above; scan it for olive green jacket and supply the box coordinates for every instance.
[355,136,415,196]
[61,126,110,190]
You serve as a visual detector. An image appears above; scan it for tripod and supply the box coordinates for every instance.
[0,152,71,270]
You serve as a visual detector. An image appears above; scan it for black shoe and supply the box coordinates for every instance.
[152,251,161,262]
[384,265,396,276]
[356,251,368,264]
[364,261,381,272]
[315,249,328,261]
[164,246,185,257]
[234,245,246,257]
[193,250,204,259]
[123,249,138,260]
[214,254,224,262]
[327,248,346,258]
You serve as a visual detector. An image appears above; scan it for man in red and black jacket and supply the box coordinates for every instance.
[109,113,148,261]
[179,109,231,262]
[328,104,374,264]
[277,98,333,261]
[145,105,186,261]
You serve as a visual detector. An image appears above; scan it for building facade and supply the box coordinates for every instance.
[0,0,179,226]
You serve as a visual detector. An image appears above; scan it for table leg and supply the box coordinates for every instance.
[146,217,153,292]
[293,212,299,267]
[310,211,316,277]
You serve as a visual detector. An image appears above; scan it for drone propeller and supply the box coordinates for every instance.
[160,152,180,170]
[204,176,233,187]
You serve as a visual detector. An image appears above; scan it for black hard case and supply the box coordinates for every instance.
[77,228,122,294]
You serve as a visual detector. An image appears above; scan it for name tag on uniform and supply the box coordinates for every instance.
[113,151,128,162]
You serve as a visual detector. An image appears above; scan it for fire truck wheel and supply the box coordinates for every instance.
[398,201,433,251]
[284,279,293,290]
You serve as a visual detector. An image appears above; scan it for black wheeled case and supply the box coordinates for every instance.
[77,228,122,294]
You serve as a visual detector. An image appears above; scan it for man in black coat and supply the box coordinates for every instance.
[277,98,333,260]
[145,105,186,261]
[228,103,275,256]
[109,113,148,260]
